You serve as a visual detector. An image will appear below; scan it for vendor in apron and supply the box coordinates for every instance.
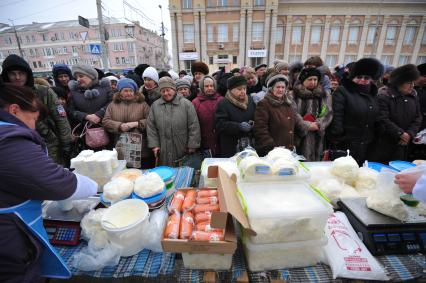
[0,82,97,283]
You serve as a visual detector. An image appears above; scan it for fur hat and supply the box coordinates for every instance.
[418,63,426,77]
[298,67,322,84]
[159,76,176,91]
[266,74,289,88]
[255,63,267,71]
[72,64,99,82]
[274,60,289,73]
[389,64,420,87]
[191,61,209,75]
[350,58,384,80]
[227,75,247,90]
[142,66,159,84]
[117,78,137,92]
[199,75,217,94]
[176,78,191,90]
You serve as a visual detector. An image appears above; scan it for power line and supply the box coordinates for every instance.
[12,0,75,21]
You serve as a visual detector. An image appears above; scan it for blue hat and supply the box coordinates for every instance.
[117,78,137,92]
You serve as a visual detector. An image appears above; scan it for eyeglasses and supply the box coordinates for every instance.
[355,75,372,81]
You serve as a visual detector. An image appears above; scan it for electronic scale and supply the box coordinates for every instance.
[339,198,426,255]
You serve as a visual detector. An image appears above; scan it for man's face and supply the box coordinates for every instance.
[57,74,70,87]
[416,75,426,87]
[8,70,27,86]
[256,67,266,77]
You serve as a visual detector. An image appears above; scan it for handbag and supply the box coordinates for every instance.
[115,132,143,168]
[72,121,109,149]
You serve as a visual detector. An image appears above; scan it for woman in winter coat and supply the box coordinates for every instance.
[328,58,383,165]
[291,68,333,161]
[370,64,422,163]
[215,76,256,157]
[102,78,154,169]
[141,66,161,106]
[147,77,201,166]
[68,64,112,149]
[192,76,223,157]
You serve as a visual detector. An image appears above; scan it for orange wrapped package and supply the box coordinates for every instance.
[179,211,194,239]
[197,190,218,198]
[195,222,223,232]
[194,211,212,224]
[182,190,196,211]
[168,190,186,213]
[164,212,181,239]
[193,204,220,214]
[190,230,225,241]
[196,196,218,205]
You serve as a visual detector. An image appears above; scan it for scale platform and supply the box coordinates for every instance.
[339,197,426,255]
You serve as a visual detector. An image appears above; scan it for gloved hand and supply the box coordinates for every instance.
[239,122,252,132]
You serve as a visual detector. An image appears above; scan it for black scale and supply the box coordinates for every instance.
[338,198,426,255]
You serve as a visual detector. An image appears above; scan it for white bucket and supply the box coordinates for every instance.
[101,199,150,256]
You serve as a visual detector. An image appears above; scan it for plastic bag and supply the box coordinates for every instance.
[323,212,388,281]
[71,242,122,271]
[144,208,168,252]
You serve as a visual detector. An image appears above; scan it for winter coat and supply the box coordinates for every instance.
[102,92,152,158]
[0,109,77,283]
[141,85,161,106]
[147,94,201,166]
[254,93,310,157]
[192,92,223,157]
[215,95,256,158]
[369,86,422,163]
[416,85,426,130]
[291,84,333,161]
[328,76,380,165]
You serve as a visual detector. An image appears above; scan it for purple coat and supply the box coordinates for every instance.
[192,93,223,156]
[0,109,77,282]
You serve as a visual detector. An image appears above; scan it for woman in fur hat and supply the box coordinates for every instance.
[190,61,209,101]
[328,58,383,165]
[291,68,333,161]
[369,64,422,163]
[103,78,154,169]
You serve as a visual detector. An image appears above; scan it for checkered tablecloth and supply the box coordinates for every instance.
[54,166,194,278]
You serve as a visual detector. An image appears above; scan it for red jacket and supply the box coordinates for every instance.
[192,92,223,156]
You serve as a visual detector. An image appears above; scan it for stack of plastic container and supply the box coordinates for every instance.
[238,181,333,271]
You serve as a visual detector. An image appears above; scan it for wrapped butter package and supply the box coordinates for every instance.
[134,172,165,198]
[239,156,272,177]
[237,182,333,244]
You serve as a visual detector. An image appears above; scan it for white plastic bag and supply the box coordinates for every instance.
[143,208,168,252]
[323,212,388,281]
[71,242,122,271]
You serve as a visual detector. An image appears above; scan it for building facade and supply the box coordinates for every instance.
[0,17,167,74]
[169,0,426,73]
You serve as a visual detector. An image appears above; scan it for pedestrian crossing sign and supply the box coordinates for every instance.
[89,44,101,54]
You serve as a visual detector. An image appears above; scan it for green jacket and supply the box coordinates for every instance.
[34,84,72,164]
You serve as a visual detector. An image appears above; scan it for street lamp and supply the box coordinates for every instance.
[159,4,166,70]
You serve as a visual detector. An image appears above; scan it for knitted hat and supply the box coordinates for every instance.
[389,64,420,87]
[227,75,247,90]
[168,70,179,80]
[199,75,217,94]
[255,63,267,71]
[72,64,98,81]
[191,61,209,75]
[266,74,289,88]
[350,58,384,80]
[142,66,159,84]
[417,63,426,77]
[298,67,322,84]
[134,64,150,76]
[159,76,176,91]
[176,78,191,90]
[274,60,289,73]
[117,78,137,92]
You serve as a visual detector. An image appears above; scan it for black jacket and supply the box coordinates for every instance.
[415,85,426,130]
[328,76,380,164]
[215,95,256,157]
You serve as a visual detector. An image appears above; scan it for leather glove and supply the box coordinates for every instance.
[239,122,252,132]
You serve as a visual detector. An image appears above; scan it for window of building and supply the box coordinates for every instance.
[128,42,135,52]
[385,26,397,45]
[42,33,48,41]
[288,55,302,64]
[63,47,67,54]
[115,57,120,64]
[398,55,410,66]
[32,62,37,68]
[218,0,227,6]
[126,26,135,37]
[29,49,35,56]
[344,55,356,64]
[417,56,426,64]
[4,37,12,44]
[26,35,30,43]
[207,0,214,7]
[207,24,214,42]
[275,26,284,44]
[72,46,78,53]
[209,56,213,64]
[233,23,239,42]
[367,26,376,44]
[329,26,340,44]
[218,24,228,42]
[69,32,75,40]
[233,55,237,64]
[182,0,192,9]
[403,26,416,45]
[121,57,126,64]
[381,55,393,65]
[38,61,42,68]
[113,43,124,51]
[310,26,321,44]
[252,22,263,41]
[183,24,194,43]
[292,26,302,44]
[44,48,53,56]
[422,29,426,45]
[250,57,263,66]
[254,0,264,6]
[348,26,359,44]
[185,60,195,73]
[129,56,135,65]
[325,55,337,67]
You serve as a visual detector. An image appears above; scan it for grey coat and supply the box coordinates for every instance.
[147,94,201,166]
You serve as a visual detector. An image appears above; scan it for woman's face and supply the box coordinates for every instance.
[247,75,257,87]
[57,74,70,87]
[271,81,286,98]
[352,75,372,85]
[280,68,289,76]
[161,87,176,102]
[230,85,247,101]
[203,79,215,96]
[110,80,118,90]
[303,76,319,90]
[75,73,93,88]
[398,81,415,95]
[194,72,204,82]
[177,87,190,97]
[120,88,135,100]
[143,77,157,89]
[6,104,39,129]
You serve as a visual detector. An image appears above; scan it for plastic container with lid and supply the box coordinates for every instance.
[181,253,233,270]
[150,166,176,196]
[237,182,333,244]
[243,236,327,271]
[389,160,416,172]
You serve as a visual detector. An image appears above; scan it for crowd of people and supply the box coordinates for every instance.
[1,54,426,168]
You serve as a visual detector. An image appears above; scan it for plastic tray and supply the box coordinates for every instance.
[367,162,398,172]
[389,160,416,172]
[150,166,175,183]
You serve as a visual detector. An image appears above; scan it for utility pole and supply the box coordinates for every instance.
[159,5,166,70]
[96,0,109,71]
[9,19,24,58]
